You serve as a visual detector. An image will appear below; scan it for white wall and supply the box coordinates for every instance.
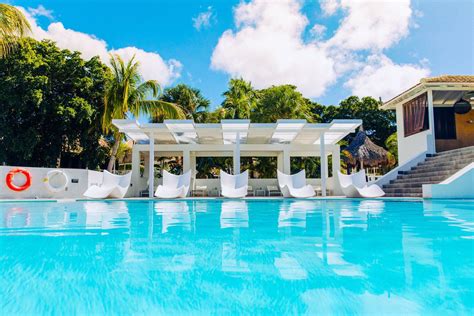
[396,104,433,164]
[0,166,102,199]
[423,163,474,198]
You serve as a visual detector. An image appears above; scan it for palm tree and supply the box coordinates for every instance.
[0,4,31,57]
[222,78,258,119]
[158,84,210,122]
[103,54,184,172]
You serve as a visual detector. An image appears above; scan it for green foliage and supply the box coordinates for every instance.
[159,83,210,122]
[315,96,396,146]
[0,4,31,57]
[252,85,313,122]
[222,78,258,119]
[385,132,398,165]
[103,54,184,171]
[0,38,110,168]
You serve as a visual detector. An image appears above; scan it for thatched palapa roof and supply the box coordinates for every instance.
[343,131,390,167]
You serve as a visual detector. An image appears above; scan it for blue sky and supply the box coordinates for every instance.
[11,0,474,109]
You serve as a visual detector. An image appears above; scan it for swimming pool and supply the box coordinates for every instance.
[1,199,473,315]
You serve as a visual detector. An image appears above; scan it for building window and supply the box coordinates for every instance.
[403,93,429,137]
[434,107,457,139]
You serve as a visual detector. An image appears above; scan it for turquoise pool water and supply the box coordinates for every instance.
[0,199,473,315]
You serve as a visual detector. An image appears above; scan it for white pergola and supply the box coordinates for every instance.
[113,119,362,197]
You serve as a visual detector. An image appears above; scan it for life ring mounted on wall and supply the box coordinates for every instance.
[6,168,32,192]
[43,170,69,193]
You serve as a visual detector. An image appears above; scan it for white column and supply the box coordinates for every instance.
[148,134,155,196]
[332,145,340,176]
[183,150,190,173]
[320,132,327,197]
[427,89,436,154]
[332,145,342,196]
[277,152,284,172]
[233,132,241,174]
[283,149,290,174]
[131,147,141,197]
[190,153,197,176]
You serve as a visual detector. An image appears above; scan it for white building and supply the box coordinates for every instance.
[112,119,362,197]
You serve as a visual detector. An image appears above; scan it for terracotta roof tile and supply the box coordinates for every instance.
[421,75,474,83]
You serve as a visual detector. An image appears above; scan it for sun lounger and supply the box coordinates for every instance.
[83,170,132,199]
[220,170,248,198]
[155,170,191,199]
[337,170,385,198]
[277,170,315,198]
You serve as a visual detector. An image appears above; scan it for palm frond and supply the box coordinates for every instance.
[140,100,185,119]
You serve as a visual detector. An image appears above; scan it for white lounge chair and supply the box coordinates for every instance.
[337,170,385,198]
[277,170,315,198]
[220,170,249,198]
[155,170,191,199]
[83,170,132,199]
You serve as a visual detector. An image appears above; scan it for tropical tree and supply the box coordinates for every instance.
[0,4,31,57]
[316,96,396,147]
[222,78,258,119]
[252,85,313,122]
[385,131,398,165]
[158,84,210,122]
[103,54,184,172]
[0,38,110,168]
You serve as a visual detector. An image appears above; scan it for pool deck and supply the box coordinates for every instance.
[0,196,426,203]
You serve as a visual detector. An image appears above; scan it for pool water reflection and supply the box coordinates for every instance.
[0,199,473,314]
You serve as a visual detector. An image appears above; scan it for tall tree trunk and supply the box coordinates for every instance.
[107,132,122,172]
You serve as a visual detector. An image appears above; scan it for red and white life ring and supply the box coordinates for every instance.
[6,168,32,192]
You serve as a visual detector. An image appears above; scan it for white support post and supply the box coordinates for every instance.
[277,152,284,172]
[427,89,436,154]
[233,132,241,174]
[190,153,197,176]
[283,149,290,174]
[148,134,155,196]
[131,147,141,197]
[332,145,342,196]
[320,132,327,197]
[183,150,190,173]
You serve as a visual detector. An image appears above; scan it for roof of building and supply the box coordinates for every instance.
[113,119,362,147]
[421,75,474,83]
[382,75,474,109]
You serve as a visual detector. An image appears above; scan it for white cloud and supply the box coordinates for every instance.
[310,24,326,40]
[326,0,413,51]
[18,6,181,87]
[193,6,214,31]
[320,0,340,16]
[345,54,430,100]
[27,5,53,19]
[211,0,338,98]
[110,47,182,85]
[211,0,428,99]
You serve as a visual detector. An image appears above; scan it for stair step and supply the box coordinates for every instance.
[384,193,422,198]
[384,187,423,194]
[429,146,474,157]
[382,146,474,197]
[424,155,474,164]
[384,182,435,189]
[389,177,444,185]
[416,155,474,165]
[398,170,452,178]
[411,162,471,172]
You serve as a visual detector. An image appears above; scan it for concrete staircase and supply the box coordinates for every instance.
[383,146,474,197]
